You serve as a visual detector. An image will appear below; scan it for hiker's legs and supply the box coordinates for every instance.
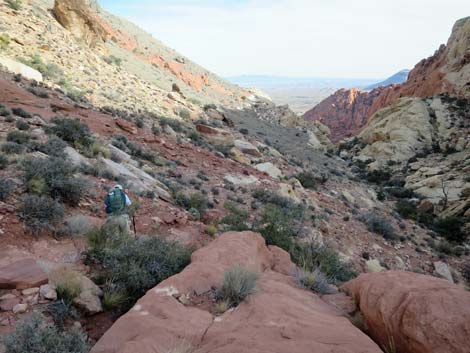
[104,214,132,235]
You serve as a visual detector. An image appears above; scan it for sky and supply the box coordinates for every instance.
[99,0,470,79]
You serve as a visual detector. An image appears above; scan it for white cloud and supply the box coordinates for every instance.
[103,0,470,78]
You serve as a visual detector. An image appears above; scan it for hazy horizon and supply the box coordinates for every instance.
[99,1,470,79]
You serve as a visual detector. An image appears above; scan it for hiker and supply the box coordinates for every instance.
[104,185,133,234]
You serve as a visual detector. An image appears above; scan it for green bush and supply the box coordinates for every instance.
[395,200,418,219]
[365,168,391,184]
[1,142,24,154]
[0,105,11,117]
[47,299,79,329]
[19,194,65,235]
[175,192,208,214]
[258,204,297,250]
[221,202,250,231]
[160,117,185,132]
[434,217,466,243]
[103,55,122,66]
[3,314,89,353]
[361,212,397,241]
[297,268,336,294]
[295,172,317,190]
[11,107,31,119]
[0,178,14,201]
[15,119,29,130]
[85,228,191,306]
[291,242,356,283]
[220,265,259,307]
[47,117,93,149]
[5,0,22,11]
[0,154,8,169]
[38,137,68,157]
[7,130,30,144]
[252,189,304,219]
[23,157,87,206]
[0,33,10,49]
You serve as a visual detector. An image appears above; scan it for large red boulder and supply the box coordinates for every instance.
[91,231,381,353]
[342,271,470,353]
[0,259,48,290]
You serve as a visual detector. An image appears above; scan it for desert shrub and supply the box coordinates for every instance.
[0,178,14,201]
[205,225,218,236]
[258,204,298,250]
[63,215,94,236]
[365,168,391,184]
[433,217,466,243]
[177,108,191,120]
[213,144,233,157]
[159,117,185,132]
[50,267,82,302]
[203,104,217,111]
[175,192,208,214]
[39,137,68,157]
[0,33,10,49]
[19,194,65,235]
[295,172,317,190]
[102,287,128,311]
[5,0,22,11]
[0,154,8,169]
[28,87,49,98]
[0,105,11,117]
[221,202,250,231]
[47,117,93,149]
[85,228,191,306]
[395,200,418,219]
[15,119,29,130]
[23,157,87,206]
[11,107,31,119]
[111,135,159,164]
[47,299,79,329]
[214,299,230,314]
[220,265,259,307]
[387,187,415,199]
[252,189,304,219]
[463,263,470,283]
[3,314,88,353]
[360,212,397,241]
[1,142,23,154]
[7,130,30,144]
[296,268,337,294]
[291,242,356,283]
[103,55,122,66]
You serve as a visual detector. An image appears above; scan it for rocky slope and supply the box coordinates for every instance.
[0,0,250,119]
[304,16,470,142]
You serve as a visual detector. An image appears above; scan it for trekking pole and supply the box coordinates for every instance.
[132,215,137,236]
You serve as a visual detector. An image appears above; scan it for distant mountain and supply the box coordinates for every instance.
[226,75,379,90]
[365,70,410,90]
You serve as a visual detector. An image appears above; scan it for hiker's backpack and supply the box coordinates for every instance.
[105,188,126,214]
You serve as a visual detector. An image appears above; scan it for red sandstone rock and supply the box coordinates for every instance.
[115,119,137,134]
[91,232,381,353]
[342,271,470,353]
[0,259,48,290]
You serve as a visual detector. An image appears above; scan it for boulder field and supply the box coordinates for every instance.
[342,271,470,353]
[91,231,382,353]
